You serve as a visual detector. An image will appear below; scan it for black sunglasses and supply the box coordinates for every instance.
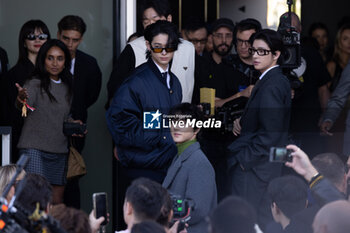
[150,45,176,53]
[26,33,48,41]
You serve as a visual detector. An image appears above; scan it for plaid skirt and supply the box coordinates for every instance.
[19,148,68,185]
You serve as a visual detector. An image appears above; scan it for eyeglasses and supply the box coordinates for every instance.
[248,47,272,56]
[188,39,207,45]
[213,33,233,40]
[236,38,250,46]
[150,45,176,53]
[26,33,48,41]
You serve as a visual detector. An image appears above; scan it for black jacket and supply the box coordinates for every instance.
[228,67,291,182]
[71,50,102,122]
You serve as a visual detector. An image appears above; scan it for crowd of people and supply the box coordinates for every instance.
[2,0,350,232]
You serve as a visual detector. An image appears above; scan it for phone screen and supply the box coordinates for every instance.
[93,192,108,226]
[269,147,292,162]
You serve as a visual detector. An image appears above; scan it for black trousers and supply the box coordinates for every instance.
[229,164,273,230]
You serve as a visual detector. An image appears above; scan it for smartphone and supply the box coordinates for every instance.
[93,192,108,226]
[269,147,292,162]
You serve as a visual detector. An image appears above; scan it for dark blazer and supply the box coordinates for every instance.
[71,50,102,122]
[163,142,217,233]
[106,59,182,170]
[228,66,291,182]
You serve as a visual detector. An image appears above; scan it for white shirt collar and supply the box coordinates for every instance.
[259,65,279,80]
[153,59,169,73]
[152,59,170,89]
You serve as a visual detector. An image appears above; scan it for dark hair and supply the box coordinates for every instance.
[33,39,73,102]
[312,153,346,187]
[308,22,329,37]
[156,188,172,227]
[131,221,166,233]
[15,173,52,213]
[138,0,172,20]
[125,178,164,221]
[50,204,92,233]
[183,17,207,33]
[144,20,181,59]
[268,175,307,219]
[127,32,142,43]
[209,196,256,233]
[234,18,262,44]
[169,103,204,131]
[250,29,284,65]
[58,15,86,35]
[18,20,51,64]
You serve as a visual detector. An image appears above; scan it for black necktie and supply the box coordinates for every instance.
[162,72,167,79]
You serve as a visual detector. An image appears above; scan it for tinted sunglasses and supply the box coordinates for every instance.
[26,33,48,41]
[150,46,176,53]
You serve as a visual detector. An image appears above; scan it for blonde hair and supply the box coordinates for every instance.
[332,24,350,64]
[0,165,26,195]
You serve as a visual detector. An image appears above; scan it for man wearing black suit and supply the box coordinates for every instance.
[228,29,291,229]
[57,15,102,208]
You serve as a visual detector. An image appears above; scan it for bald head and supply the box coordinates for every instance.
[313,200,350,233]
[280,12,301,33]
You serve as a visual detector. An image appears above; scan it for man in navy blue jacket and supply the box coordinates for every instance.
[106,21,182,183]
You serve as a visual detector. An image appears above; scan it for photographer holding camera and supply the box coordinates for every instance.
[281,12,331,157]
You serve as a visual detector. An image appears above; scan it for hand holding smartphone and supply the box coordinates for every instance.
[93,192,108,226]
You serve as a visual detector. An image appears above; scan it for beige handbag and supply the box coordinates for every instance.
[66,144,87,179]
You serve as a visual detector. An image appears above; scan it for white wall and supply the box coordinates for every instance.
[0,0,113,222]
[220,0,267,27]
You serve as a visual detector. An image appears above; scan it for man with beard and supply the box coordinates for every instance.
[193,18,252,201]
[224,18,262,84]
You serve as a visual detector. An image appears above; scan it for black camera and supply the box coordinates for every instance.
[216,96,248,133]
[277,1,301,70]
[170,194,194,233]
[171,194,194,222]
[0,155,67,233]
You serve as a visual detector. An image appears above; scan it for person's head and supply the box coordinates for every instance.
[57,15,86,58]
[18,19,50,64]
[131,220,166,233]
[309,23,329,51]
[169,103,203,144]
[139,0,172,29]
[234,18,262,60]
[313,200,350,233]
[123,178,164,228]
[333,24,350,63]
[184,18,208,55]
[50,204,92,233]
[279,12,302,33]
[208,196,256,233]
[14,173,52,213]
[312,153,347,194]
[268,176,308,227]
[211,18,235,57]
[144,20,180,70]
[0,165,26,203]
[128,32,142,43]
[156,187,173,228]
[34,39,72,102]
[249,29,284,73]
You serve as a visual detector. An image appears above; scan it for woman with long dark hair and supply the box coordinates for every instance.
[1,20,50,162]
[16,39,73,204]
